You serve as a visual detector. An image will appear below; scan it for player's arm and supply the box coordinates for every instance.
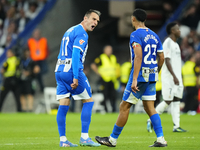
[165,58,179,85]
[157,52,164,73]
[132,42,142,93]
[156,36,164,73]
[71,47,80,90]
[90,57,101,76]
[1,62,8,74]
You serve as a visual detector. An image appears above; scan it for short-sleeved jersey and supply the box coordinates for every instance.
[161,37,182,84]
[129,28,163,82]
[55,24,88,73]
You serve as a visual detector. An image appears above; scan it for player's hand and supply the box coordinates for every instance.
[173,76,179,85]
[131,79,140,93]
[71,78,78,90]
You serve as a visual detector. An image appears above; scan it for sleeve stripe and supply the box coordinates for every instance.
[157,49,163,52]
[73,46,83,52]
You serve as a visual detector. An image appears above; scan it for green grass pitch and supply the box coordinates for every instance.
[0,113,199,150]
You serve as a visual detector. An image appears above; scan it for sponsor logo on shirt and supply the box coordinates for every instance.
[79,39,85,45]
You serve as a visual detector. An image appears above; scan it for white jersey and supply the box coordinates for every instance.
[161,37,183,100]
[161,37,182,84]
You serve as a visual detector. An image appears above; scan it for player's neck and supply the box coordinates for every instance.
[169,35,177,42]
[80,22,87,32]
[135,22,146,30]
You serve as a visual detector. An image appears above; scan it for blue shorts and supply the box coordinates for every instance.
[55,71,92,100]
[122,82,156,104]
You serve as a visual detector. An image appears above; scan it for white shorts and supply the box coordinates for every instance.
[162,84,183,101]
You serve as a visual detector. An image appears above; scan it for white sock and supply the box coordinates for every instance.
[157,136,166,144]
[109,136,117,146]
[81,133,89,140]
[156,101,169,114]
[171,101,180,129]
[60,136,67,142]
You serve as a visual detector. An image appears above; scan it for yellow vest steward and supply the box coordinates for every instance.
[98,54,120,89]
[120,62,131,84]
[182,61,196,87]
[3,56,20,77]
[156,70,162,91]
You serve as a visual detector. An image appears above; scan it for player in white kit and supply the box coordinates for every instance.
[147,22,187,133]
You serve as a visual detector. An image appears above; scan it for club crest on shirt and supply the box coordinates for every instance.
[79,39,85,45]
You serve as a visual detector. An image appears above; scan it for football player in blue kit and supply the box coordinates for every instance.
[95,9,167,147]
[55,9,101,147]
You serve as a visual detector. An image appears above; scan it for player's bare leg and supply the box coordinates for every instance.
[95,101,132,147]
[143,100,167,147]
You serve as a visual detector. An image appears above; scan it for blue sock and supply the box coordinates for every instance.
[56,105,69,137]
[110,124,124,139]
[81,102,94,133]
[150,113,163,137]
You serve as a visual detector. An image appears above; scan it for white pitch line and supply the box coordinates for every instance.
[0,143,40,146]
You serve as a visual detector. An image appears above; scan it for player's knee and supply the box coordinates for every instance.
[59,98,70,105]
[82,97,93,103]
[119,101,131,112]
[143,105,156,116]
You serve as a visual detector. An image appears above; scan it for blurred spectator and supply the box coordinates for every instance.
[195,52,200,113]
[20,49,40,112]
[0,19,3,39]
[27,28,49,92]
[182,53,198,113]
[1,34,14,48]
[180,4,200,30]
[180,36,196,62]
[15,8,30,33]
[0,21,17,48]
[195,51,200,88]
[0,2,6,23]
[162,0,182,23]
[91,45,120,112]
[37,0,47,11]
[194,0,200,15]
[155,70,162,107]
[3,6,16,32]
[0,48,21,112]
[25,1,40,20]
[194,34,200,51]
[120,58,131,92]
[1,0,11,12]
[162,1,174,24]
[14,0,29,14]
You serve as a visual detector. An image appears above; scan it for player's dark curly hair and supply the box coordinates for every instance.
[85,9,101,17]
[166,22,177,35]
[132,9,147,22]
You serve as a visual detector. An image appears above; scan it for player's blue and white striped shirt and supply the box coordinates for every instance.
[129,28,163,82]
[55,24,88,73]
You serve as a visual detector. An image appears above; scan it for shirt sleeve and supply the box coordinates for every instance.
[163,39,171,58]
[130,32,142,46]
[73,32,88,53]
[157,36,163,52]
[72,47,80,79]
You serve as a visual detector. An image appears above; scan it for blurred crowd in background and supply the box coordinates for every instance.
[0,0,200,114]
[0,0,47,51]
[0,0,48,112]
